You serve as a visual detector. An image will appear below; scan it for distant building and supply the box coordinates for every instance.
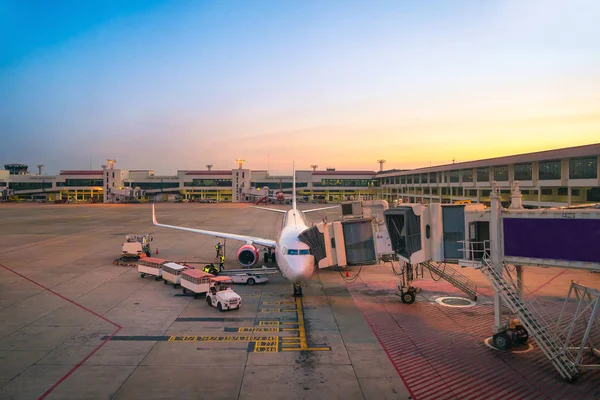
[4,164,29,175]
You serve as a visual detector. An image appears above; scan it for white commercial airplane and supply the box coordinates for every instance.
[152,163,338,296]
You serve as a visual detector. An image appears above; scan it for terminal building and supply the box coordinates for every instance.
[0,162,378,204]
[377,143,600,208]
[1,143,599,208]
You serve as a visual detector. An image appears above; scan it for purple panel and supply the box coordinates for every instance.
[503,218,600,263]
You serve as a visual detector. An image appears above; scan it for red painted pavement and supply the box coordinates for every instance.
[348,278,600,400]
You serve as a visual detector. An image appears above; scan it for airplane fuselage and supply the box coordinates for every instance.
[275,209,314,285]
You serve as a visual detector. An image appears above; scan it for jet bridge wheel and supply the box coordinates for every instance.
[401,291,416,304]
[492,331,513,350]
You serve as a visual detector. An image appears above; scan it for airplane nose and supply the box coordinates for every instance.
[287,257,314,283]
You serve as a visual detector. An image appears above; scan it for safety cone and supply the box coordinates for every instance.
[345,269,350,277]
[156,248,159,255]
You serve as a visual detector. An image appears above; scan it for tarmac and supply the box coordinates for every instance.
[1,202,599,400]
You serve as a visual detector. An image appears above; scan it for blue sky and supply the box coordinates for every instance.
[1,0,599,175]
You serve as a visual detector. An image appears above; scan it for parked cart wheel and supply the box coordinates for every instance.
[217,302,223,312]
[206,296,212,306]
[174,284,180,289]
[140,273,145,278]
[247,278,255,286]
[163,279,168,285]
[154,276,160,281]
[182,288,187,294]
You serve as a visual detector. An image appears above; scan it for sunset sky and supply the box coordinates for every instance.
[1,0,599,175]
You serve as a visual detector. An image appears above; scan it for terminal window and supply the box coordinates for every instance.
[539,160,561,180]
[494,166,509,181]
[462,169,473,182]
[514,163,532,181]
[569,157,597,180]
[449,170,459,183]
[476,168,489,182]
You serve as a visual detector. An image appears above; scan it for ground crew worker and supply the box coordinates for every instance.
[215,242,222,258]
[219,255,225,271]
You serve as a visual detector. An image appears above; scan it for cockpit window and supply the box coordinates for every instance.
[287,249,310,255]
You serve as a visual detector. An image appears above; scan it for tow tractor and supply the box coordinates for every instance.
[206,276,242,311]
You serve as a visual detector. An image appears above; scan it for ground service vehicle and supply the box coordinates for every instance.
[180,269,214,298]
[138,257,166,280]
[230,273,269,285]
[206,276,241,311]
[122,234,153,258]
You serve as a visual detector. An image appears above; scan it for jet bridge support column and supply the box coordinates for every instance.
[516,265,523,296]
[490,182,503,333]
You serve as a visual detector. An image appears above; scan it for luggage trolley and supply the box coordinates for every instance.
[181,269,214,298]
[138,257,167,281]
[162,262,189,288]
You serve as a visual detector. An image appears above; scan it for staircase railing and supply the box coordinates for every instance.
[478,240,578,381]
[422,261,478,300]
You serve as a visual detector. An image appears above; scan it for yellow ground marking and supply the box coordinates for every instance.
[260,308,297,313]
[296,296,308,348]
[253,337,279,353]
[237,327,279,332]
[258,321,280,326]
[167,335,278,342]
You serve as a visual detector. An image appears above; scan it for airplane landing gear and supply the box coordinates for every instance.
[293,284,303,297]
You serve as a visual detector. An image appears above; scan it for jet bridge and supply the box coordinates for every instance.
[383,182,600,380]
[298,200,396,269]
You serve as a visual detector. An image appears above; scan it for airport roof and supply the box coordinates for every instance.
[377,143,600,177]
[183,170,233,175]
[313,171,376,176]
[59,170,103,175]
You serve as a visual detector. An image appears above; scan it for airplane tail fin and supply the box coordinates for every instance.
[292,161,297,211]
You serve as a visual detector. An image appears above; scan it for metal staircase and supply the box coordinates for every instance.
[478,246,579,381]
[422,261,478,301]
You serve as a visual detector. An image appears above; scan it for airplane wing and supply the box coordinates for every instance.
[249,206,287,213]
[302,205,341,213]
[152,205,276,248]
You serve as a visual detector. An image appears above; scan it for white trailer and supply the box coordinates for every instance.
[180,269,214,298]
[229,273,269,285]
[138,257,166,281]
[162,262,189,287]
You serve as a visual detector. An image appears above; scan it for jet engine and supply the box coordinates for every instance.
[236,244,260,267]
